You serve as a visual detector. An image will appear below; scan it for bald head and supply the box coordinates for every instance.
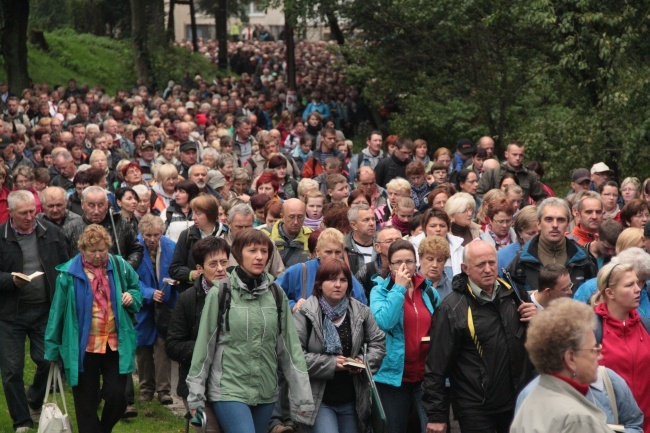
[462,240,498,292]
[282,198,306,237]
[478,136,495,158]
[482,158,500,173]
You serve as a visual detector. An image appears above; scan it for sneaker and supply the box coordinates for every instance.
[122,405,138,418]
[139,393,153,402]
[269,424,294,433]
[29,405,41,424]
[158,393,173,405]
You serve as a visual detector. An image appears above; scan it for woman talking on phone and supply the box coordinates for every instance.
[370,239,441,433]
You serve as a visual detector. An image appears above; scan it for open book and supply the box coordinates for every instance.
[12,271,44,282]
[421,336,431,343]
[342,358,366,369]
[607,425,624,432]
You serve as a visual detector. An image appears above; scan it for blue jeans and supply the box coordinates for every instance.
[212,401,275,433]
[0,302,50,430]
[376,381,426,433]
[312,401,359,433]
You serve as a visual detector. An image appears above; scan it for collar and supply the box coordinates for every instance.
[10,217,37,236]
[468,278,499,301]
[551,374,590,396]
[530,291,544,310]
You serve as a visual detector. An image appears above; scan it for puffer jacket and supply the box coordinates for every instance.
[422,272,534,421]
[186,269,315,423]
[293,296,386,431]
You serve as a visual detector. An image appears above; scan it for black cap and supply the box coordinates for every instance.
[180,141,198,153]
[0,135,12,149]
[457,138,473,154]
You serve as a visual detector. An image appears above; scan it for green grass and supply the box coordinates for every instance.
[0,342,186,433]
[0,28,223,93]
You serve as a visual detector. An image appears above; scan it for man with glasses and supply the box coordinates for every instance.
[529,264,573,310]
[590,162,613,191]
[261,198,313,268]
[375,137,414,189]
[355,226,402,299]
[301,126,345,179]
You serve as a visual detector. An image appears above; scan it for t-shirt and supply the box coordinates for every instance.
[356,243,374,264]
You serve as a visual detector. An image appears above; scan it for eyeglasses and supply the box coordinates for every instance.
[376,239,401,245]
[551,282,573,294]
[575,344,602,356]
[492,218,513,226]
[390,260,416,267]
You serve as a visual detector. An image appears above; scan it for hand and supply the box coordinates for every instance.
[348,357,364,374]
[238,194,250,203]
[153,290,164,303]
[335,355,348,371]
[13,276,28,288]
[518,302,537,322]
[427,422,447,433]
[292,297,306,312]
[394,263,412,289]
[426,174,435,185]
[191,270,203,281]
[122,292,133,307]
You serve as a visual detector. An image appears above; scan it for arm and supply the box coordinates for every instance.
[351,276,368,305]
[120,256,143,313]
[361,306,386,374]
[370,281,406,332]
[607,368,644,433]
[123,224,144,270]
[165,292,196,364]
[169,230,192,286]
[44,273,70,362]
[292,309,336,380]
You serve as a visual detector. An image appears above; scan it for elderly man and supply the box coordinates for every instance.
[356,166,388,209]
[345,204,377,276]
[37,186,82,232]
[103,118,134,158]
[50,150,77,192]
[188,164,219,197]
[355,226,402,299]
[63,186,143,269]
[261,198,313,268]
[0,190,69,432]
[590,162,613,191]
[423,240,536,433]
[223,203,285,277]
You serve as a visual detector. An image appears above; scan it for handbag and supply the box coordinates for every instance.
[363,344,387,433]
[38,362,73,433]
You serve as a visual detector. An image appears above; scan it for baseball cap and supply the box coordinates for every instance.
[180,141,198,153]
[571,168,591,184]
[141,141,154,149]
[590,162,613,175]
[456,138,473,155]
[209,171,227,189]
[0,135,12,149]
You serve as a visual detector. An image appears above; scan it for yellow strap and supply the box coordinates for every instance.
[467,305,483,357]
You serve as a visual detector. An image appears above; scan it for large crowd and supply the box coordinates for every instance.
[0,39,649,433]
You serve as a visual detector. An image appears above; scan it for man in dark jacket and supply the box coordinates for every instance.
[345,204,377,276]
[62,186,143,270]
[423,240,536,433]
[0,190,69,432]
[375,137,413,189]
[506,197,596,295]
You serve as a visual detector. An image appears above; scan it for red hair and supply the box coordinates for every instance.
[256,171,280,193]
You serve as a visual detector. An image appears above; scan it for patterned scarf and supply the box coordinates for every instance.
[391,213,410,236]
[318,296,349,354]
[82,256,111,322]
[410,182,430,209]
[486,224,512,248]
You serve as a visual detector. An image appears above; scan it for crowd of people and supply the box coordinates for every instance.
[1,39,650,433]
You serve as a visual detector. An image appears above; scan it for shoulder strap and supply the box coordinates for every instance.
[599,366,618,424]
[217,279,232,334]
[301,263,307,299]
[270,282,283,335]
[467,304,483,357]
[595,314,603,344]
[641,316,650,335]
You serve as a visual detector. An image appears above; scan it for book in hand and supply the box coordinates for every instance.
[12,271,44,282]
[607,425,624,432]
[342,358,366,369]
[421,336,431,343]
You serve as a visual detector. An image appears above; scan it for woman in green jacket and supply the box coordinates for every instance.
[186,228,314,433]
[44,224,143,433]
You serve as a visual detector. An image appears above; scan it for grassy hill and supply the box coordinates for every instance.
[0,28,221,93]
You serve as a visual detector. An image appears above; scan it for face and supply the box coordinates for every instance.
[420,253,446,283]
[221,162,234,178]
[175,189,189,206]
[14,175,32,191]
[575,198,603,231]
[425,217,449,237]
[601,185,618,211]
[140,146,155,162]
[125,167,142,185]
[82,241,110,268]
[136,192,151,214]
[621,183,639,203]
[591,171,609,188]
[435,154,451,168]
[389,248,417,276]
[321,133,336,152]
[394,146,413,162]
[415,144,427,159]
[257,182,276,198]
[232,180,248,195]
[237,122,252,140]
[539,205,570,244]
[329,182,350,202]
[337,143,348,158]
[504,144,525,168]
[308,115,320,127]
[410,173,425,187]
[351,209,376,238]
[507,191,524,212]
[241,243,269,276]
[472,156,485,171]
[460,172,478,195]
[433,169,447,184]
[374,228,402,258]
[480,139,495,158]
[316,241,344,262]
[55,158,76,179]
[306,198,324,219]
[461,243,498,291]
[320,272,349,306]
[571,330,602,385]
[500,177,516,191]
[142,228,163,253]
[162,174,179,193]
[396,205,415,223]
[163,144,176,160]
[367,134,382,154]
[199,250,229,283]
[351,196,370,207]
[282,203,306,236]
[118,191,138,214]
[519,222,540,244]
[387,187,407,207]
[275,165,287,179]
[572,179,591,193]
[629,208,650,229]
[181,149,198,166]
[357,171,377,196]
[82,192,109,223]
[451,205,474,227]
[491,211,513,238]
[229,214,254,237]
[94,136,108,152]
[10,200,36,233]
[189,167,208,188]
[192,209,213,231]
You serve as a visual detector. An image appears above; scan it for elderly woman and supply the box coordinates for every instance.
[418,236,452,300]
[427,184,456,210]
[595,262,650,433]
[293,259,385,433]
[510,298,613,433]
[169,194,228,292]
[370,239,440,433]
[121,162,147,188]
[620,177,641,206]
[409,208,464,278]
[12,166,43,215]
[497,205,539,274]
[134,215,177,405]
[480,197,517,250]
[620,198,650,228]
[152,163,179,213]
[45,224,143,433]
[445,192,483,246]
[186,229,314,433]
[375,178,411,228]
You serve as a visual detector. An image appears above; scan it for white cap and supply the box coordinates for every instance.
[590,162,613,175]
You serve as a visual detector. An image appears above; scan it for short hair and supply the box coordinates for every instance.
[8,190,35,211]
[78,223,113,252]
[138,214,165,235]
[308,229,323,255]
[132,184,150,199]
[418,236,450,259]
[431,162,448,173]
[326,173,347,191]
[433,147,452,160]
[264,199,283,219]
[445,192,476,215]
[267,154,288,169]
[427,185,456,209]
[256,171,280,192]
[385,177,411,197]
[455,169,476,191]
[312,259,353,298]
[538,263,569,291]
[324,157,342,170]
[598,180,619,194]
[598,219,624,247]
[406,161,426,177]
[297,178,318,197]
[175,179,200,201]
[610,247,650,280]
[525,161,544,179]
[347,204,372,223]
[573,190,602,213]
[188,164,208,177]
[34,167,50,185]
[423,208,451,230]
[54,149,73,163]
[190,194,220,223]
[191,236,231,267]
[387,239,416,264]
[395,197,415,211]
[385,135,399,153]
[409,214,424,234]
[73,170,93,187]
[89,149,107,164]
[525,298,596,374]
[513,205,539,238]
[217,153,236,169]
[121,161,142,178]
[347,189,371,207]
[81,185,108,202]
[230,228,274,267]
[322,205,352,234]
[250,193,271,211]
[620,177,641,195]
[320,126,335,137]
[537,197,571,222]
[486,197,515,219]
[367,130,382,141]
[620,199,650,228]
[615,227,644,254]
[395,137,413,151]
[505,184,523,197]
[232,167,251,182]
[228,202,254,221]
[316,227,345,250]
[41,186,67,205]
[115,187,137,203]
[13,165,34,181]
[305,189,326,205]
[156,163,179,183]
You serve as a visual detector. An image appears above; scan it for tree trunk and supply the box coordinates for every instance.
[131,0,152,86]
[285,16,296,90]
[189,0,199,52]
[0,0,30,94]
[167,0,176,43]
[215,0,228,70]
[148,0,167,48]
[325,12,345,46]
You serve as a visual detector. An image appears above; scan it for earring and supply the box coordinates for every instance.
[572,370,577,378]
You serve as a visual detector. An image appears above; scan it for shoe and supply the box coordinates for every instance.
[269,424,294,433]
[29,405,41,423]
[139,393,154,402]
[122,405,138,418]
[158,393,173,405]
[15,427,31,433]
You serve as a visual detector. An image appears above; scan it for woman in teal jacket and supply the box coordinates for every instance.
[370,239,440,433]
[44,224,143,433]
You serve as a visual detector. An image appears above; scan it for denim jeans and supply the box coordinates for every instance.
[376,381,426,433]
[312,401,359,433]
[0,302,50,430]
[212,401,275,433]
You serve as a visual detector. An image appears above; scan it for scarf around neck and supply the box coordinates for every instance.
[319,296,350,354]
[391,213,410,236]
[304,215,323,230]
[82,257,111,322]
[486,224,512,249]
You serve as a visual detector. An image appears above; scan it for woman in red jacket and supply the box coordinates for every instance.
[595,262,650,433]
